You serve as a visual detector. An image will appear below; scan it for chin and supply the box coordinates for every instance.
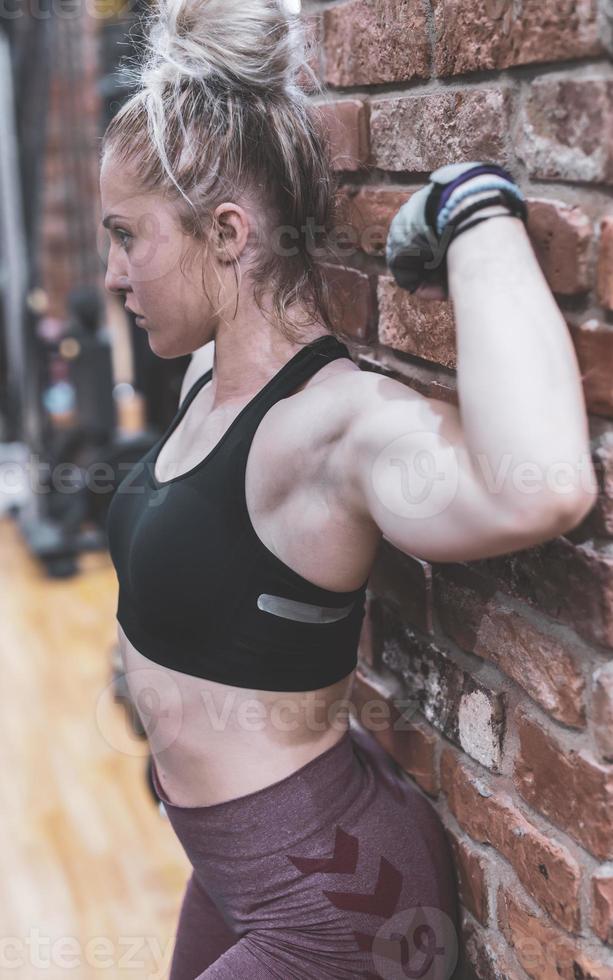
[149,335,192,360]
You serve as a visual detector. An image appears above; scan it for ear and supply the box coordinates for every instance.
[212,203,250,263]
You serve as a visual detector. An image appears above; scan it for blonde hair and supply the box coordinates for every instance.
[101,0,363,352]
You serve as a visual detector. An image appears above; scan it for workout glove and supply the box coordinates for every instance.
[385,161,528,294]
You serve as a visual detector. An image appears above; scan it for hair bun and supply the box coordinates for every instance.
[132,0,311,98]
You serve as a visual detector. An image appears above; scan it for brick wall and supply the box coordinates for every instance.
[303,1,613,976]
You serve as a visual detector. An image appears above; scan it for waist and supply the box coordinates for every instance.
[150,723,367,830]
[151,721,354,808]
[120,625,359,805]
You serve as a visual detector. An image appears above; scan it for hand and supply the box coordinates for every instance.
[385,162,526,297]
[385,179,445,296]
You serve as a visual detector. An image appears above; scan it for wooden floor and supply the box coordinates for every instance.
[0,517,190,980]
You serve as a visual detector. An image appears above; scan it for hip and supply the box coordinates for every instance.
[151,722,459,952]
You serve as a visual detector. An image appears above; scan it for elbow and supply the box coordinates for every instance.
[554,489,599,532]
[514,488,599,540]
[502,452,600,539]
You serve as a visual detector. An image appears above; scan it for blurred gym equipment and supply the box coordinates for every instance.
[1,7,188,577]
[0,5,188,807]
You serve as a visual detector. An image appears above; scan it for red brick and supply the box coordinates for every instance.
[575,952,613,979]
[526,198,592,296]
[377,275,456,368]
[462,918,525,979]
[441,749,581,931]
[368,542,434,634]
[321,263,375,340]
[323,0,429,87]
[434,567,586,728]
[370,88,512,173]
[568,319,613,419]
[447,830,491,926]
[514,707,613,860]
[472,536,613,650]
[351,668,440,796]
[337,185,415,257]
[590,425,613,538]
[598,217,613,310]
[382,608,505,771]
[433,0,603,76]
[356,347,458,406]
[314,98,370,172]
[516,75,613,184]
[594,663,613,763]
[498,884,613,980]
[592,868,613,945]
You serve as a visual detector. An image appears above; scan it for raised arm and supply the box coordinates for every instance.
[334,178,598,564]
[446,210,595,521]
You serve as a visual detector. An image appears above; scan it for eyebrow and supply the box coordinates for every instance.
[101,213,129,229]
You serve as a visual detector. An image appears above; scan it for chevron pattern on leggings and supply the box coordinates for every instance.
[287,825,406,978]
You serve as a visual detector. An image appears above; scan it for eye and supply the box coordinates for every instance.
[113,228,132,250]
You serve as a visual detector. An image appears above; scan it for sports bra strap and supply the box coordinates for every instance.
[175,336,349,436]
[241,335,350,424]
[179,367,213,414]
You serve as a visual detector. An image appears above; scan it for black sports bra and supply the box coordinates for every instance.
[105,334,369,692]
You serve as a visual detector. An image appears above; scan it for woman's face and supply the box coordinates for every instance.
[99,152,226,357]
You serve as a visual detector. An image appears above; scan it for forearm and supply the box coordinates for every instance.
[446,212,597,515]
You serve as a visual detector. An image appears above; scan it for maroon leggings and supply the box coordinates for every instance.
[151,723,459,979]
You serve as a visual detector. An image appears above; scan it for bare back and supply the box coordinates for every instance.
[118,355,382,807]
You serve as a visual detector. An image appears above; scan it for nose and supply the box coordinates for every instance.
[104,248,130,296]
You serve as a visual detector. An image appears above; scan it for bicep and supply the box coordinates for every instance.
[343,379,564,563]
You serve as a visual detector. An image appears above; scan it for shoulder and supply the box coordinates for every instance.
[315,366,461,525]
[337,368,459,452]
[307,362,453,454]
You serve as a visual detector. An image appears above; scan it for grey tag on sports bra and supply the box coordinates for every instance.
[256,593,355,624]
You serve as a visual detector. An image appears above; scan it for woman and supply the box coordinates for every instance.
[101,1,597,977]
